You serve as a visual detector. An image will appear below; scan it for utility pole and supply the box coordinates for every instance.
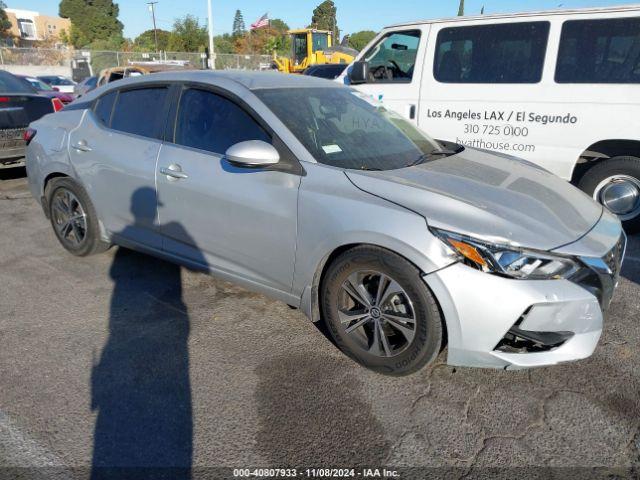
[147,2,159,53]
[207,0,215,69]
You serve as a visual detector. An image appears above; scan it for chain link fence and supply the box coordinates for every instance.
[0,47,272,77]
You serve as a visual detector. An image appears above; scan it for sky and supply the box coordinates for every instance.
[8,0,640,39]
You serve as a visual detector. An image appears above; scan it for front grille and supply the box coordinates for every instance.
[605,234,626,278]
[571,233,626,310]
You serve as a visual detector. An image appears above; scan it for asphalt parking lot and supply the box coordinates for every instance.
[1,168,639,478]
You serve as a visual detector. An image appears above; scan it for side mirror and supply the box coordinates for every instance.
[349,61,369,85]
[225,140,280,167]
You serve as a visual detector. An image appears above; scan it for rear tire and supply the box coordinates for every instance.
[578,156,640,234]
[321,246,443,376]
[46,177,110,256]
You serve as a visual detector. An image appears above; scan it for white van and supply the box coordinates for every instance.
[339,5,640,231]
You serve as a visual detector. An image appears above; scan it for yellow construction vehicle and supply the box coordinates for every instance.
[272,28,357,74]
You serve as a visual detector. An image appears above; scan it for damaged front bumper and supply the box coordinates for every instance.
[423,215,625,370]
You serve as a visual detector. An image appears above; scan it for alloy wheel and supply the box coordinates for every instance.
[51,188,88,247]
[338,271,416,358]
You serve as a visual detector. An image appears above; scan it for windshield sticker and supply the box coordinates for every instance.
[322,144,343,154]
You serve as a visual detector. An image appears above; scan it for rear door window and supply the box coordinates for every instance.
[434,22,550,83]
[93,91,117,126]
[556,17,640,83]
[363,30,421,83]
[110,87,169,139]
[174,88,270,154]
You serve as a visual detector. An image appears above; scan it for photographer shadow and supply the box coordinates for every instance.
[91,188,205,479]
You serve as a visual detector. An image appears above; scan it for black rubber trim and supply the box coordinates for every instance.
[508,326,574,347]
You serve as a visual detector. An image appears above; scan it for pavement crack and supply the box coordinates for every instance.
[622,423,640,464]
[463,385,481,422]
[462,390,567,472]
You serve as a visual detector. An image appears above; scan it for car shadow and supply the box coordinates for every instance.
[90,188,204,479]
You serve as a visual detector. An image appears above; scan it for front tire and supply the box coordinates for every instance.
[578,156,640,233]
[46,177,110,256]
[321,246,443,376]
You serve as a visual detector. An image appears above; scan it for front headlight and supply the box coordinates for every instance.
[432,228,579,280]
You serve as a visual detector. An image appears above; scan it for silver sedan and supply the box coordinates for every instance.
[25,71,625,375]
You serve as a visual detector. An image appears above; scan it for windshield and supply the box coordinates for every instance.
[43,76,73,86]
[256,87,448,170]
[27,78,53,91]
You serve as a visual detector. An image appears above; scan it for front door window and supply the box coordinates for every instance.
[363,30,421,83]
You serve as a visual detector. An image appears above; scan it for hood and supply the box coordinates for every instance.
[345,148,603,251]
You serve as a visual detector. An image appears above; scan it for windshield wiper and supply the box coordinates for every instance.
[407,148,460,167]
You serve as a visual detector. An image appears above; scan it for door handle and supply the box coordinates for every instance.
[160,164,189,180]
[72,140,92,152]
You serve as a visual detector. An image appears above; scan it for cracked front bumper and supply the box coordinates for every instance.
[423,213,623,370]
[424,264,604,369]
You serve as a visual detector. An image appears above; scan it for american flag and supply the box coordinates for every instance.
[250,13,269,30]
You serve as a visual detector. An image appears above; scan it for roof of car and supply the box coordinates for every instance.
[108,69,345,91]
[386,4,640,28]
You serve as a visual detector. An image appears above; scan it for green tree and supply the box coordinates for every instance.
[59,0,123,48]
[348,30,375,51]
[266,18,290,55]
[310,0,339,42]
[59,28,70,44]
[86,35,125,51]
[458,0,465,16]
[134,28,170,51]
[269,18,289,33]
[213,33,235,54]
[0,1,11,38]
[232,9,246,37]
[167,15,207,52]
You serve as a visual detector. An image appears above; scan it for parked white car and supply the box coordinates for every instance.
[37,75,76,94]
[339,5,640,232]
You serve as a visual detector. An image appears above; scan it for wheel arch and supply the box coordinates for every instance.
[302,242,449,345]
[571,139,640,185]
[41,172,71,218]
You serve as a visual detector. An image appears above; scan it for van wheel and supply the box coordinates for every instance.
[321,246,443,376]
[579,156,640,233]
[46,177,110,256]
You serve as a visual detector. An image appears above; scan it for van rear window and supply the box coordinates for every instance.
[434,22,550,84]
[556,17,640,84]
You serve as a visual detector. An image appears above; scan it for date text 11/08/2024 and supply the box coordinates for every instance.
[232,468,400,478]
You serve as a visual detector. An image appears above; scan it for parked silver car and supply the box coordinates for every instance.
[26,71,625,375]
